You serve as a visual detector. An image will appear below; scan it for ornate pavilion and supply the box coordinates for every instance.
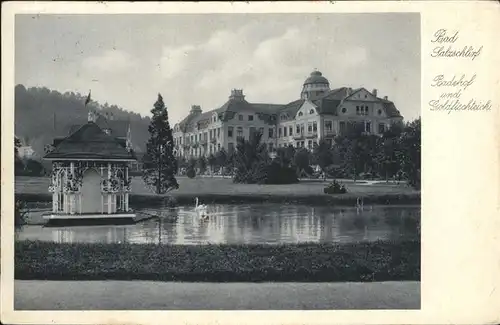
[43,111,137,220]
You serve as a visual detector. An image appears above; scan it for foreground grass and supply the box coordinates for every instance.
[15,240,420,282]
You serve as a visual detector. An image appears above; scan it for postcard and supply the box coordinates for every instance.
[1,1,499,325]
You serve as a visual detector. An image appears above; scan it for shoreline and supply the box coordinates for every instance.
[16,192,420,207]
[15,240,420,283]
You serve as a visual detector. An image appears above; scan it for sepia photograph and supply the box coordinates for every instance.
[12,12,421,310]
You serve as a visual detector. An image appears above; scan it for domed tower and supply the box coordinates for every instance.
[300,70,330,100]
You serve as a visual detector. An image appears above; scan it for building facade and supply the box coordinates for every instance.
[173,70,403,158]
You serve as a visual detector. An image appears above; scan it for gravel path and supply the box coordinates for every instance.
[15,280,420,310]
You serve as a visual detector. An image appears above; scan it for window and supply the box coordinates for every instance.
[378,109,382,115]
[289,126,293,136]
[249,127,256,138]
[341,107,347,114]
[308,140,313,149]
[217,143,221,151]
[300,124,305,134]
[237,127,243,138]
[309,109,315,114]
[325,120,332,131]
[365,122,371,133]
[313,121,317,132]
[283,127,287,137]
[378,123,385,134]
[228,143,234,154]
[217,128,220,138]
[268,128,274,138]
[209,130,213,139]
[248,115,254,121]
[278,127,282,137]
[259,127,264,136]
[298,112,303,117]
[296,125,300,134]
[239,114,243,121]
[339,121,346,135]
[228,126,233,138]
[268,143,274,152]
[308,123,313,133]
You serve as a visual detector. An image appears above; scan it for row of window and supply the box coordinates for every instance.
[238,114,254,121]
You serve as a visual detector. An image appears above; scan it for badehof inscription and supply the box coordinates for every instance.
[428,29,491,114]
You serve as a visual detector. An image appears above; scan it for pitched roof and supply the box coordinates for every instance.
[67,118,129,138]
[379,98,402,117]
[278,99,305,117]
[44,122,136,161]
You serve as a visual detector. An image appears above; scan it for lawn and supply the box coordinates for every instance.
[15,240,420,282]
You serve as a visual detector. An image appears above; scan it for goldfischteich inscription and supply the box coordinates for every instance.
[429,29,491,114]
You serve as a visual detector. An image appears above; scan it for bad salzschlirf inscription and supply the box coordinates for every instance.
[428,29,491,114]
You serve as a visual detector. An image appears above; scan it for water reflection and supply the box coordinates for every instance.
[17,204,421,245]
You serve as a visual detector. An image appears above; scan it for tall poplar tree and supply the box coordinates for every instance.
[142,93,179,194]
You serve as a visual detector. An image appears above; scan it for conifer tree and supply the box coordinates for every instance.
[142,94,179,194]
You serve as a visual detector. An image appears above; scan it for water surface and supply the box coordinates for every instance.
[17,203,420,245]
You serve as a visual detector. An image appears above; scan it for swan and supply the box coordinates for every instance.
[194,197,209,220]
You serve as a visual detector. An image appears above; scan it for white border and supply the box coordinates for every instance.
[2,2,500,325]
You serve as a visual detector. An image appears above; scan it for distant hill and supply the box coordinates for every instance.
[15,84,152,157]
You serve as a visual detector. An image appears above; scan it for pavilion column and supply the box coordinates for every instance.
[69,162,75,215]
[124,166,129,212]
[108,163,112,214]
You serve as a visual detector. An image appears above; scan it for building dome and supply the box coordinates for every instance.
[301,70,331,100]
[303,70,329,86]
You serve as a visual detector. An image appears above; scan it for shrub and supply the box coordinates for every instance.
[186,166,196,179]
[15,200,27,228]
[265,162,299,184]
[323,179,347,194]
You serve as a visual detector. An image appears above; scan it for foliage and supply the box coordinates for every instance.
[14,84,151,156]
[207,154,217,174]
[196,156,207,174]
[15,200,28,229]
[142,94,179,195]
[215,149,228,169]
[14,138,24,175]
[233,133,270,184]
[397,118,421,189]
[312,139,334,177]
[15,240,420,282]
[294,147,311,174]
[186,158,197,178]
[323,180,347,194]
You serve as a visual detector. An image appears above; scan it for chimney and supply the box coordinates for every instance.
[346,87,352,96]
[229,89,245,101]
[383,96,388,100]
[190,105,202,115]
[372,89,378,97]
[109,112,114,121]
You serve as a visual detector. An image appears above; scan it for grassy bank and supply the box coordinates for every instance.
[16,192,420,207]
[15,240,420,282]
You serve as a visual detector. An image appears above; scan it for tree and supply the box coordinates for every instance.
[233,132,270,184]
[398,117,421,189]
[142,94,179,195]
[375,123,403,181]
[312,139,333,180]
[15,137,24,175]
[294,148,311,176]
[207,153,217,176]
[186,157,197,178]
[197,156,207,175]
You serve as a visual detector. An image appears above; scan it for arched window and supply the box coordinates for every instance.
[309,109,315,114]
[298,112,303,117]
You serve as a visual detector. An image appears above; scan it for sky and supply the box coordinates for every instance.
[15,13,421,124]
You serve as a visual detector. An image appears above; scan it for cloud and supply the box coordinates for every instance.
[82,50,136,73]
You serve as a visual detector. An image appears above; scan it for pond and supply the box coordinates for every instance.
[17,203,420,245]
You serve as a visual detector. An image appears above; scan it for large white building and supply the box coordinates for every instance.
[173,70,403,158]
